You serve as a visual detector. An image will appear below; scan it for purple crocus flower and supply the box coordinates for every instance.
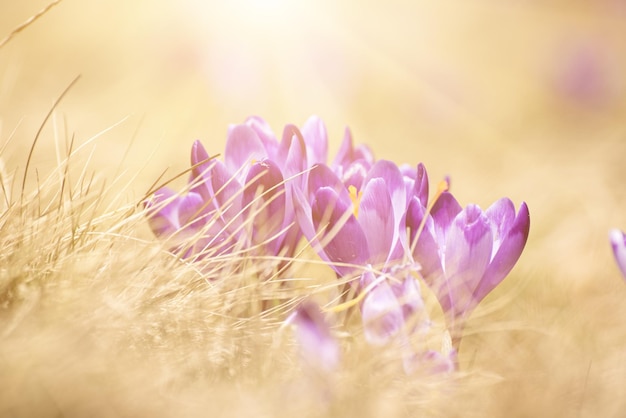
[330,127,375,190]
[146,117,312,263]
[295,159,435,369]
[610,229,626,279]
[294,159,409,278]
[286,301,340,373]
[360,268,459,375]
[407,190,530,344]
[242,115,329,169]
[360,269,425,346]
[415,348,457,375]
[145,184,222,258]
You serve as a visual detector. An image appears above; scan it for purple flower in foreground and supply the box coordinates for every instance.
[408,191,530,343]
[419,349,457,375]
[610,229,626,279]
[360,269,458,375]
[360,270,425,346]
[286,301,340,373]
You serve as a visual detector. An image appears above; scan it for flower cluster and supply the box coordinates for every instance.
[146,117,328,265]
[146,116,530,374]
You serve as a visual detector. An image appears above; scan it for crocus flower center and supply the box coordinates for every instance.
[348,185,363,218]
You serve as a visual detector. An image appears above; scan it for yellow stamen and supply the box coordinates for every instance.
[348,185,363,218]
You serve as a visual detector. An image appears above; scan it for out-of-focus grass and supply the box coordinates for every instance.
[1,1,626,416]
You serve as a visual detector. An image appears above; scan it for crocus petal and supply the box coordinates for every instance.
[473,202,530,304]
[311,186,370,275]
[442,205,493,318]
[484,197,517,255]
[193,216,238,257]
[278,125,308,184]
[145,187,180,237]
[400,164,417,181]
[406,197,444,280]
[413,163,429,208]
[191,139,211,168]
[242,115,279,159]
[293,186,334,266]
[276,219,302,260]
[353,143,375,165]
[288,301,340,373]
[392,276,425,329]
[242,159,287,251]
[363,160,407,232]
[189,141,220,216]
[362,160,407,265]
[419,349,457,375]
[398,163,430,264]
[610,229,626,279]
[301,115,328,166]
[361,273,405,346]
[330,128,372,189]
[358,178,395,267]
[399,164,416,205]
[177,191,207,230]
[190,140,215,198]
[331,127,355,170]
[331,127,375,170]
[209,160,243,231]
[431,192,463,245]
[243,160,286,217]
[224,124,268,174]
[388,212,410,263]
[307,164,349,203]
[340,159,371,190]
[190,140,221,200]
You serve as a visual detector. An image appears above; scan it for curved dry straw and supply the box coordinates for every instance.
[0,0,64,49]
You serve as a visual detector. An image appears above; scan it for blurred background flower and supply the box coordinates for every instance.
[610,229,626,279]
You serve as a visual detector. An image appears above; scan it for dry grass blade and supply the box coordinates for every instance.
[20,75,81,207]
[0,0,64,48]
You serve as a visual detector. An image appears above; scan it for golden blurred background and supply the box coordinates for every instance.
[2,0,626,414]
